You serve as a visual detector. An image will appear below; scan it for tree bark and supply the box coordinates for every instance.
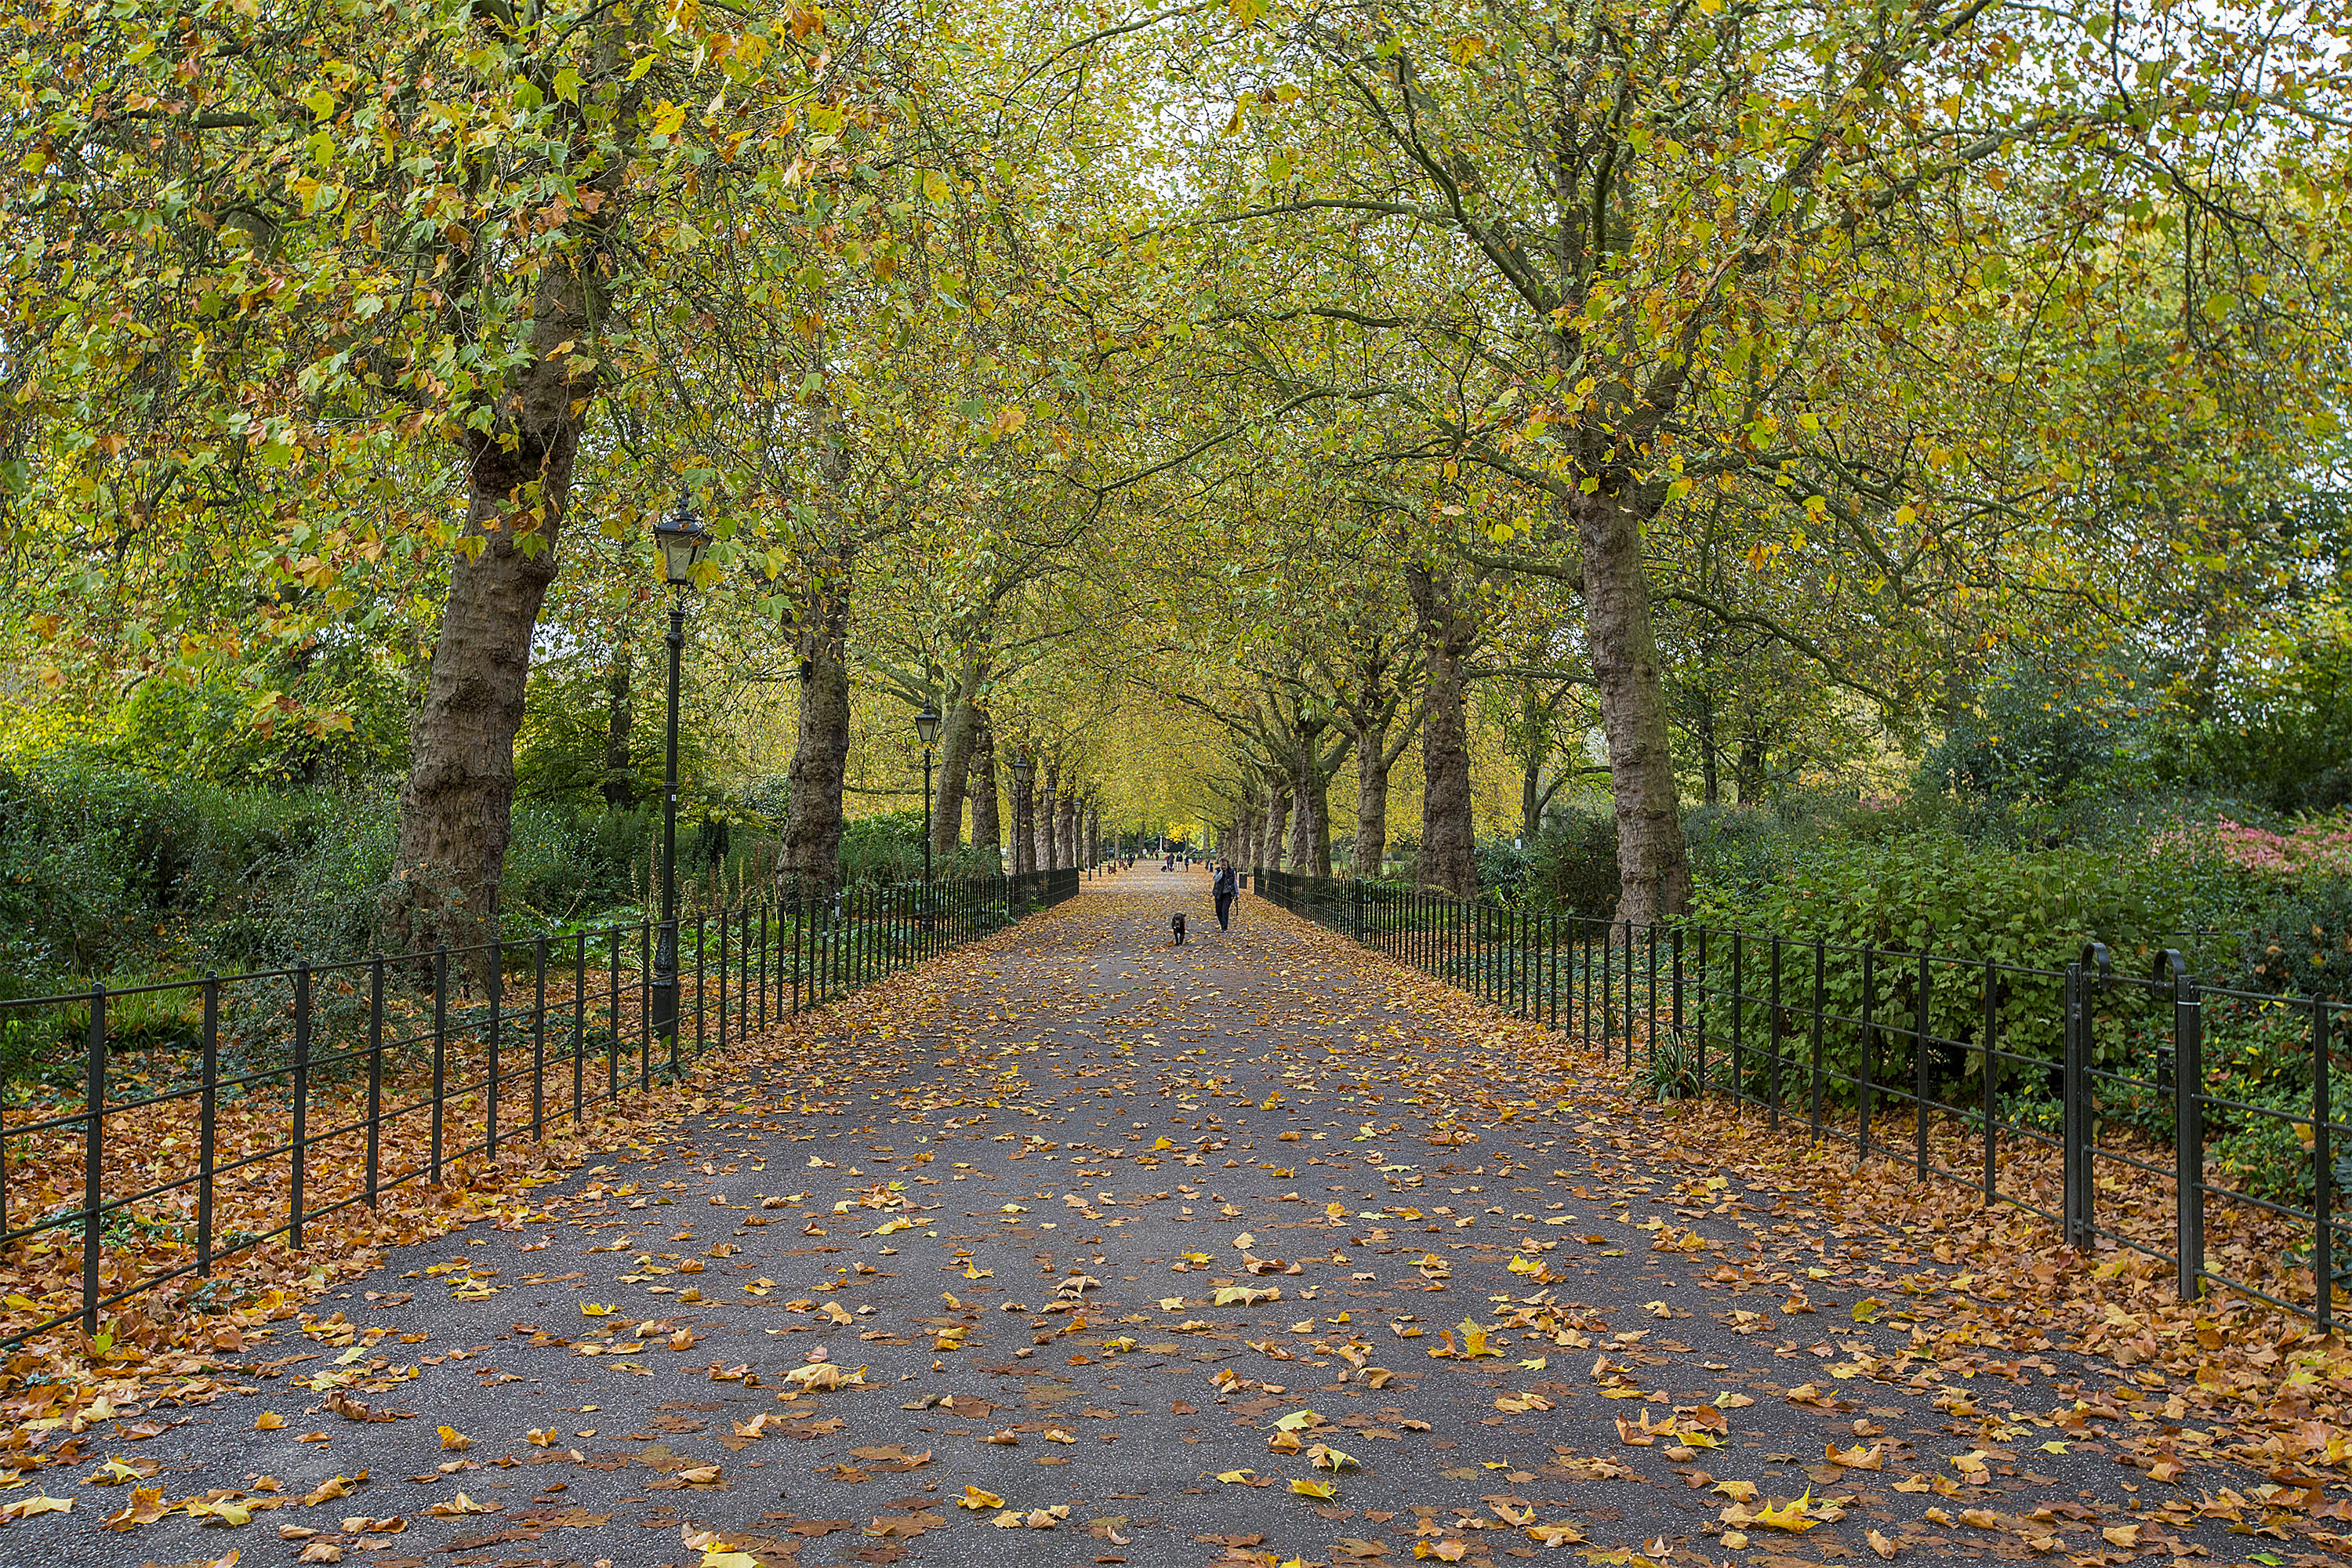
[1736,734,1767,807]
[780,555,855,892]
[1039,764,1060,873]
[601,639,633,808]
[1696,684,1720,808]
[931,658,985,859]
[1354,715,1392,877]
[390,430,581,947]
[970,716,1001,872]
[383,51,621,954]
[1403,564,1478,898]
[1577,495,1693,921]
[1260,782,1291,874]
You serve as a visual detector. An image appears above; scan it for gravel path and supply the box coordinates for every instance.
[46,872,2259,1568]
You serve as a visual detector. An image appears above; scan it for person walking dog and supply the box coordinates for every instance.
[1212,859,1238,931]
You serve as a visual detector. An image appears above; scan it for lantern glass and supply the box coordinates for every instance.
[652,495,710,587]
[913,705,942,748]
[1011,751,1033,789]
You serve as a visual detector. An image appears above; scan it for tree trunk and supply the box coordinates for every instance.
[1697,685,1720,808]
[390,437,581,947]
[601,639,633,808]
[1260,784,1291,874]
[1354,716,1392,877]
[970,717,1001,872]
[1403,564,1478,898]
[387,151,610,953]
[1039,764,1060,873]
[1577,494,1692,921]
[1288,752,1316,873]
[780,561,855,892]
[1058,793,1078,868]
[932,659,985,859]
[1736,735,1767,807]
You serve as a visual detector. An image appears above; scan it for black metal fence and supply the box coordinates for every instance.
[1258,870,2352,1327]
[0,868,1080,1344]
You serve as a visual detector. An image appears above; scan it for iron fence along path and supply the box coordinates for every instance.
[1257,870,2352,1327]
[0,868,1083,1345]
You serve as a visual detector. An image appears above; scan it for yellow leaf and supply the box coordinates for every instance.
[1866,1527,1899,1559]
[959,1486,1005,1510]
[436,1425,470,1452]
[255,1411,287,1431]
[650,101,687,136]
[1274,1410,1321,1431]
[0,1493,71,1519]
[2101,1525,2140,1548]
[1218,1469,1257,1484]
[1751,1490,1820,1533]
[703,1553,761,1568]
[1713,1480,1758,1503]
[527,1428,557,1446]
[1152,1137,1174,1151]
[1290,1477,1337,1499]
[580,1303,615,1316]
[1457,1319,1503,1358]
[1527,1522,1585,1546]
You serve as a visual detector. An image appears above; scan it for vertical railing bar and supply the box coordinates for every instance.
[291,960,310,1250]
[430,946,448,1185]
[199,973,220,1269]
[82,984,104,1338]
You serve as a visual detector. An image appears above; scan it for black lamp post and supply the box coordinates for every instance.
[1010,750,1033,874]
[648,492,711,1051]
[913,702,941,883]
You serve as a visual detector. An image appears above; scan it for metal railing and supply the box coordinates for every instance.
[1258,870,2352,1327]
[0,868,1080,1344]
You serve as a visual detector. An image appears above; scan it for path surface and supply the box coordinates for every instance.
[54,873,2251,1568]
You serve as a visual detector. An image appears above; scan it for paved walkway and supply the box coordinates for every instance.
[53,873,2254,1567]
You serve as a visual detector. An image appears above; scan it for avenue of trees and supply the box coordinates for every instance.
[2,0,2347,977]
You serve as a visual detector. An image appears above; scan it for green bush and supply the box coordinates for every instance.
[1686,833,2227,1106]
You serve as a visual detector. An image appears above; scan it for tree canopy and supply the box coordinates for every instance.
[4,0,2347,923]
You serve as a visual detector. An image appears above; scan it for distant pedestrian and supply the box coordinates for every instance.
[1212,859,1237,931]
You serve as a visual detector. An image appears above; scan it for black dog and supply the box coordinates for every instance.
[1171,912,1187,946]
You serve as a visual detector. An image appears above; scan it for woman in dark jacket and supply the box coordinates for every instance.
[1212,860,1238,931]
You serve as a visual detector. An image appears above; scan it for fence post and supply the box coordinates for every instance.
[1981,958,1998,1204]
[1728,932,1742,1109]
[572,932,586,1124]
[532,937,548,1142]
[1693,927,1708,1095]
[1914,952,1932,1184]
[2064,946,2109,1250]
[82,984,104,1338]
[291,961,310,1250]
[2172,958,2203,1301]
[1859,946,1875,1161]
[2314,992,2332,1332]
[200,973,220,1270]
[1809,938,1826,1138]
[431,945,448,1185]
[1766,935,1781,1127]
[695,911,707,1056]
[1622,919,1635,1068]
[365,957,383,1206]
[485,934,500,1165]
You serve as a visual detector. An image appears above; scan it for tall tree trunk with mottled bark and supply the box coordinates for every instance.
[1575,495,1692,921]
[1403,564,1478,898]
[970,717,1000,872]
[779,539,856,893]
[932,659,985,859]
